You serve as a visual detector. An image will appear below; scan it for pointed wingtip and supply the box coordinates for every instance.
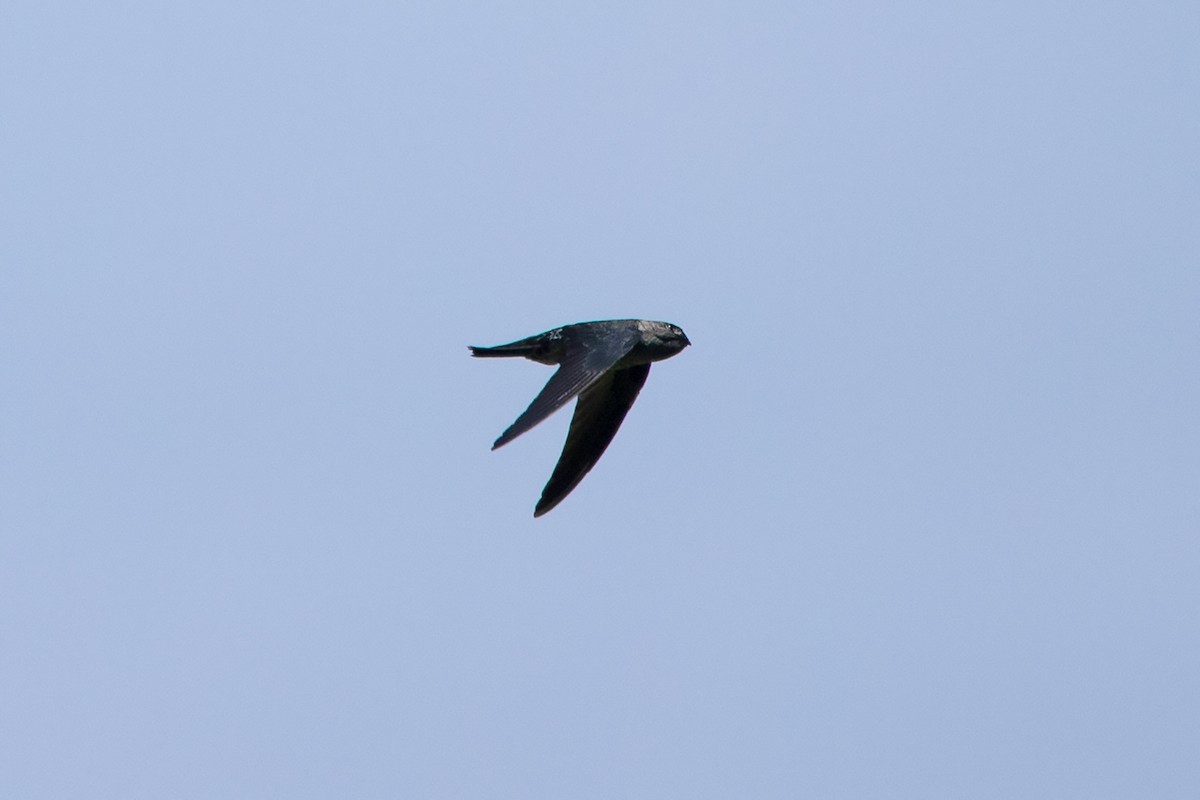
[533,490,566,517]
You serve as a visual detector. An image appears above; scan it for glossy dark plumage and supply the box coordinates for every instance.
[470,319,690,516]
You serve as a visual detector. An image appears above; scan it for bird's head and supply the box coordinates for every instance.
[640,320,690,357]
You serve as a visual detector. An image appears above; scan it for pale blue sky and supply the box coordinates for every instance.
[2,2,1198,797]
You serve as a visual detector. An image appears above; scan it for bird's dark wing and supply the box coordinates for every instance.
[534,363,651,517]
[491,327,639,450]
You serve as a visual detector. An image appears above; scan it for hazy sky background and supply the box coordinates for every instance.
[3,2,1198,797]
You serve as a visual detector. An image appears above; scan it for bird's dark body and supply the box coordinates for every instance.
[470,319,690,517]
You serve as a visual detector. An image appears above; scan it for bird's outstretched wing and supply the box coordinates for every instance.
[534,362,651,517]
[491,326,640,450]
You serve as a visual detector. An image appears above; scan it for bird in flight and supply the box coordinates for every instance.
[470,319,690,517]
